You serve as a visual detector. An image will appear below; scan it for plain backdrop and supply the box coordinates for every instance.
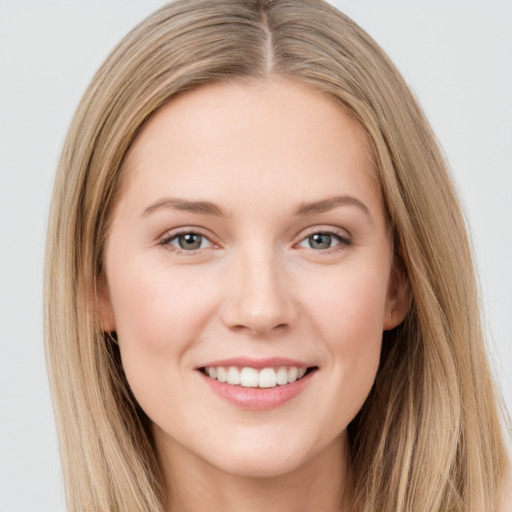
[1,1,511,510]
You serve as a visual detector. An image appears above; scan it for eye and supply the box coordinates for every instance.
[162,231,213,252]
[298,231,350,251]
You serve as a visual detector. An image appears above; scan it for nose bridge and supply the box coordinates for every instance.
[221,241,296,335]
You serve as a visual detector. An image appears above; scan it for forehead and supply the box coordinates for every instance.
[119,78,381,217]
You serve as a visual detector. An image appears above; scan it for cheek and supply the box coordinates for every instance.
[304,262,389,342]
[110,261,214,347]
[106,263,217,403]
[300,264,388,417]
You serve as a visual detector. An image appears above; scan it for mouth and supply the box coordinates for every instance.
[200,365,317,389]
[197,358,318,409]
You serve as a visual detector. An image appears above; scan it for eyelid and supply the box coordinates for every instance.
[157,225,352,255]
[158,226,219,253]
[297,225,352,242]
[294,226,353,253]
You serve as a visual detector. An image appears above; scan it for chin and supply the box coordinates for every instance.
[209,451,307,479]
[199,432,320,479]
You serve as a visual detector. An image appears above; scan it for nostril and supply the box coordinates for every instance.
[227,321,290,336]
[219,270,297,335]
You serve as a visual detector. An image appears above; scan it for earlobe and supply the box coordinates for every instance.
[383,265,411,331]
[96,276,116,333]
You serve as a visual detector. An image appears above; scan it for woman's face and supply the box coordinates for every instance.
[100,79,408,478]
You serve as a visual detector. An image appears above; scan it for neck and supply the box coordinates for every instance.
[156,430,354,512]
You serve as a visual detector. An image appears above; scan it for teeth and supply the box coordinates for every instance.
[276,366,288,385]
[217,367,227,383]
[204,365,310,388]
[258,368,277,388]
[240,367,258,387]
[227,366,241,385]
[287,366,298,383]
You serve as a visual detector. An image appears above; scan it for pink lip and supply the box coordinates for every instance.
[198,357,313,369]
[198,368,317,411]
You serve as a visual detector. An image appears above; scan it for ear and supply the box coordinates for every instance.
[96,275,116,333]
[383,262,411,331]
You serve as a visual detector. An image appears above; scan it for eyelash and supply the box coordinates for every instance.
[159,229,213,255]
[297,228,352,255]
[158,228,352,255]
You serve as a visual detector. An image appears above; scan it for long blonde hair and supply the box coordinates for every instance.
[44,1,509,510]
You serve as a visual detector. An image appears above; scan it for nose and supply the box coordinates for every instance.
[220,248,298,336]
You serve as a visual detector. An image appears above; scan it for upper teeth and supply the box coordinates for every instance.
[205,366,308,388]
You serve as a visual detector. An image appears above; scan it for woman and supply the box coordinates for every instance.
[44,0,510,510]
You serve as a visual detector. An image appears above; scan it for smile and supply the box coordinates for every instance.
[202,365,312,388]
[198,361,318,410]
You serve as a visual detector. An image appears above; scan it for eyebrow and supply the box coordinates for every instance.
[141,198,226,218]
[294,195,372,219]
[141,194,371,220]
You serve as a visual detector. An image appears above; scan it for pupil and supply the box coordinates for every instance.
[310,233,331,249]
[179,233,201,250]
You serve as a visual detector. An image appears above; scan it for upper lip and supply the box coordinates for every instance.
[198,357,315,369]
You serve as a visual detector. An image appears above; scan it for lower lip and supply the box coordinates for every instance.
[199,370,316,410]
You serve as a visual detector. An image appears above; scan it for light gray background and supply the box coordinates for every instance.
[1,1,511,510]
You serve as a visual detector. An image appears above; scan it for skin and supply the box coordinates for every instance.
[100,78,409,512]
